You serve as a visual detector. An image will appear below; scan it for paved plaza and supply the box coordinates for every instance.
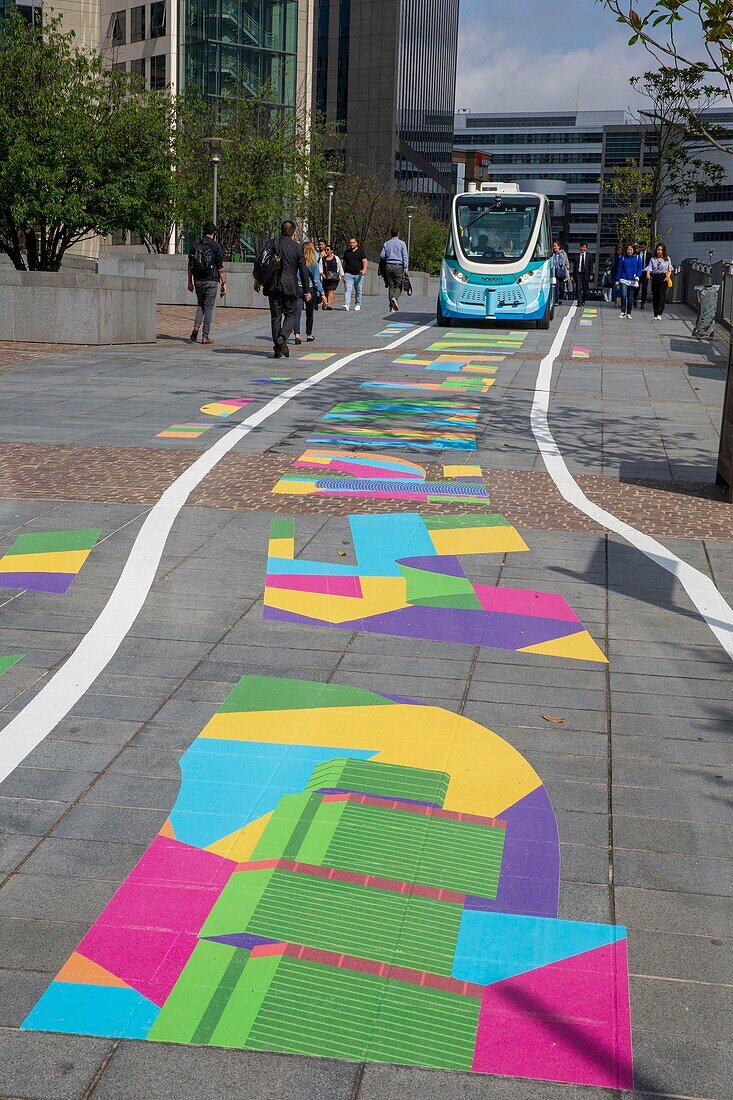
[0,293,731,1100]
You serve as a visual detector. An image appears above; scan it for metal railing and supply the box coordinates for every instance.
[669,257,733,331]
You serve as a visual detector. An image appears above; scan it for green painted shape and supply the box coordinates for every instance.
[0,654,24,676]
[323,801,505,898]
[5,529,102,556]
[148,939,239,1043]
[244,956,479,1069]
[269,517,294,540]
[242,870,461,975]
[422,513,509,531]
[250,792,317,862]
[208,952,284,1049]
[306,759,449,805]
[201,868,275,937]
[191,947,250,1045]
[218,675,397,715]
[294,799,349,867]
[400,563,482,610]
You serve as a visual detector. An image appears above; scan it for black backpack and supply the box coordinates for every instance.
[254,240,282,294]
[189,239,215,280]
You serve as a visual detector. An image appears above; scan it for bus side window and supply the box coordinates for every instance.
[535,206,551,260]
[446,229,456,259]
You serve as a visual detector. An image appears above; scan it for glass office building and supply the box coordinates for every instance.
[315,0,459,210]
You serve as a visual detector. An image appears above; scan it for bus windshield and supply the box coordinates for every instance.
[454,195,541,265]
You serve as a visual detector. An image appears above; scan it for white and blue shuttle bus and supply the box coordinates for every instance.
[437,182,555,328]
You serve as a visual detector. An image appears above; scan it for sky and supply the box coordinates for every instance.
[455,0,700,115]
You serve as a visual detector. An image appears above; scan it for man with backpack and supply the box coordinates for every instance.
[253,220,311,358]
[188,222,226,345]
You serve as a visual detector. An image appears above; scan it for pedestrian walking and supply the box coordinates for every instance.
[188,222,226,345]
[645,243,673,320]
[253,219,311,358]
[551,241,569,306]
[380,227,409,312]
[616,243,643,318]
[321,245,343,310]
[634,242,651,310]
[294,240,324,344]
[572,242,594,307]
[342,236,368,311]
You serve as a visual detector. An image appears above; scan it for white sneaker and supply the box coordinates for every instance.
[344,305,350,311]
[355,305,361,312]
[654,314,661,320]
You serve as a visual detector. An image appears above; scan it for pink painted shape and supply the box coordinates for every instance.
[472,940,633,1089]
[224,398,254,409]
[295,455,426,480]
[474,584,581,623]
[77,836,235,1006]
[265,574,363,597]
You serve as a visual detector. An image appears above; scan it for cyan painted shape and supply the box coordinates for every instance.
[22,981,159,1039]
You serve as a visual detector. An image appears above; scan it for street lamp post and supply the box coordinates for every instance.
[325,170,341,245]
[406,205,416,260]
[202,137,225,226]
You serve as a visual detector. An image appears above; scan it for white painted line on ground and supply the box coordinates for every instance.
[0,321,435,782]
[532,305,733,661]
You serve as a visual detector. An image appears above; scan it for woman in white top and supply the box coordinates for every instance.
[645,243,673,320]
[321,245,344,310]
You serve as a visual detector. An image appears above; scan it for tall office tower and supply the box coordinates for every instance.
[315,0,459,209]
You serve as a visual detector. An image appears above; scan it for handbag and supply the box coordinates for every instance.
[403,272,413,297]
[666,271,673,289]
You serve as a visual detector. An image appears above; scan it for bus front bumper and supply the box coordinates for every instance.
[440,281,549,321]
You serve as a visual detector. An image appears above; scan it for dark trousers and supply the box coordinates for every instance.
[650,274,668,316]
[295,291,315,337]
[386,263,404,304]
[269,290,298,346]
[193,280,219,336]
[576,273,589,305]
[634,279,649,308]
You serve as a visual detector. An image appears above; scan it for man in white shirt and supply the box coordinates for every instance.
[380,227,409,312]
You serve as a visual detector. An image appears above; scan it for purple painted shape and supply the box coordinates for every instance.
[314,787,442,809]
[0,571,75,593]
[378,692,431,706]
[464,786,560,918]
[399,554,467,578]
[264,603,584,651]
[203,933,279,950]
[77,836,236,1006]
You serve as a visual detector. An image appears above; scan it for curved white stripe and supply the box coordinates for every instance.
[531,305,733,661]
[0,322,435,781]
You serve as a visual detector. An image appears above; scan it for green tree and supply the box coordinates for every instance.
[598,1,733,154]
[630,65,725,234]
[0,11,175,270]
[604,160,654,244]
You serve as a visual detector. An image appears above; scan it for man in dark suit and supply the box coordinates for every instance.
[634,243,650,309]
[254,220,311,357]
[572,242,594,307]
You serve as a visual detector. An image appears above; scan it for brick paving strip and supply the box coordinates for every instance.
[0,441,730,537]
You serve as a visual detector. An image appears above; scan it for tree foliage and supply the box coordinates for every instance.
[598,1,733,154]
[605,160,654,244]
[0,11,175,270]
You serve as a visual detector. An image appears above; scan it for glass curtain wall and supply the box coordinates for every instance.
[184,0,298,111]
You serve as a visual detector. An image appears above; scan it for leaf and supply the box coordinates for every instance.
[541,714,565,724]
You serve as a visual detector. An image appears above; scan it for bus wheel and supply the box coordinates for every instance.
[537,300,551,330]
[436,299,452,327]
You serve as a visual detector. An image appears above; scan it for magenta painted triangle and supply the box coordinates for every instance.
[472,940,633,1089]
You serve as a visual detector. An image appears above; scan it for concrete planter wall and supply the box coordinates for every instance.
[0,268,157,344]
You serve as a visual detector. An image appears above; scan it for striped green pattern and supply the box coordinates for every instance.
[423,513,509,530]
[320,801,505,897]
[219,675,396,714]
[306,759,449,805]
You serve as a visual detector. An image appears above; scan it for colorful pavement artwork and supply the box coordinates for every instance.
[23,675,632,1089]
[571,348,591,359]
[264,514,607,661]
[395,353,504,373]
[0,530,102,594]
[361,378,493,395]
[157,423,212,440]
[429,331,528,353]
[579,308,597,328]
[200,398,254,418]
[308,399,480,452]
[0,654,24,676]
[272,449,492,504]
[253,376,292,383]
[300,352,336,361]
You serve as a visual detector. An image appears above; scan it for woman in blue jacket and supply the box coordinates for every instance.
[294,240,325,344]
[615,244,643,318]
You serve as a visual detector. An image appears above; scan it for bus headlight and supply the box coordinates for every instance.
[449,267,468,282]
[518,271,539,284]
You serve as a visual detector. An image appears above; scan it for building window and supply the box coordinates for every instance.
[150,53,166,89]
[150,1,166,38]
[693,231,733,242]
[112,61,127,74]
[131,5,146,41]
[131,57,146,84]
[108,10,126,45]
[695,210,733,222]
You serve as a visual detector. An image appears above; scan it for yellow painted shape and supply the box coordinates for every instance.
[201,402,236,416]
[268,538,295,559]
[56,952,130,988]
[264,575,406,624]
[429,526,529,555]
[443,464,483,479]
[272,479,316,496]
[200,703,541,818]
[206,813,272,861]
[0,549,89,574]
[519,629,608,664]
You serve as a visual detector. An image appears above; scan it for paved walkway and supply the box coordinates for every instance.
[0,294,731,1100]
